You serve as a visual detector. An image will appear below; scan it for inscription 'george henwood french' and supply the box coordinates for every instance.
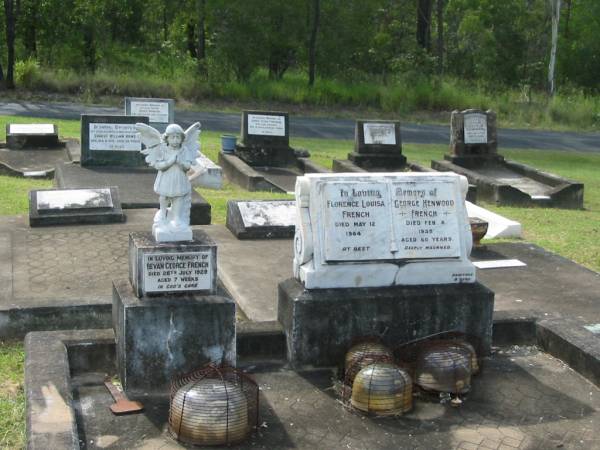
[294,172,475,289]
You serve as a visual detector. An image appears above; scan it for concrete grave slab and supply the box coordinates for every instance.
[29,186,125,227]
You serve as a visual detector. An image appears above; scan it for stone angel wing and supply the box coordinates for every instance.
[181,122,202,164]
[135,123,163,166]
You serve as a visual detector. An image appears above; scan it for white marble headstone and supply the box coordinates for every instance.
[294,172,475,289]
[463,113,488,144]
[238,200,296,227]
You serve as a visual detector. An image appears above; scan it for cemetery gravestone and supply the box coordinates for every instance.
[279,172,494,367]
[80,115,149,167]
[29,187,125,226]
[448,109,499,166]
[235,110,296,167]
[6,123,59,149]
[125,97,175,132]
[226,199,296,239]
[347,120,406,170]
[114,230,235,397]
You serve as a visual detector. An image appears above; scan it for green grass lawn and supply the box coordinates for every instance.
[0,115,599,447]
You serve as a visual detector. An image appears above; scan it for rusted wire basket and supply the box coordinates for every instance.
[413,340,474,394]
[343,338,394,386]
[349,362,413,416]
[168,364,259,446]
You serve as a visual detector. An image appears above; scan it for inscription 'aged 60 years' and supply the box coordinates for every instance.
[143,251,212,292]
[322,180,460,261]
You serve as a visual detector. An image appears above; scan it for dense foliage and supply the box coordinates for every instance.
[0,1,598,97]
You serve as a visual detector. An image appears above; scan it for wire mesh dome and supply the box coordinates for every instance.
[344,339,394,386]
[350,362,413,416]
[414,341,473,394]
[168,364,259,446]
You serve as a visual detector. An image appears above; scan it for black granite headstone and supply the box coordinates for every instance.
[347,119,406,169]
[80,115,149,167]
[241,110,289,148]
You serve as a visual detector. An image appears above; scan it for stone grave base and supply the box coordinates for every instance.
[25,322,600,450]
[0,139,78,177]
[219,151,329,193]
[432,156,584,209]
[278,278,494,368]
[112,278,235,398]
[55,162,212,224]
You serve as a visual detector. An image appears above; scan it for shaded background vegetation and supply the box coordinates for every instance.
[0,1,598,128]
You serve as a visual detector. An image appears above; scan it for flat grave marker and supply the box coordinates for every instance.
[226,199,296,239]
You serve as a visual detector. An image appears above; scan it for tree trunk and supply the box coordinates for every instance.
[186,21,197,58]
[4,0,17,89]
[548,0,561,96]
[197,0,206,60]
[563,0,571,38]
[436,0,444,74]
[307,0,320,86]
[83,25,96,72]
[416,0,432,51]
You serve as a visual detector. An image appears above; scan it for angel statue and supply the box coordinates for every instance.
[135,122,201,242]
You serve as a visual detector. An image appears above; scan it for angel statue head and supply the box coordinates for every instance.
[136,121,202,243]
[164,124,185,149]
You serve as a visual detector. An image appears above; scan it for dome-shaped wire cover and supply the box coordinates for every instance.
[350,362,413,416]
[414,341,473,394]
[168,364,259,446]
[344,339,394,386]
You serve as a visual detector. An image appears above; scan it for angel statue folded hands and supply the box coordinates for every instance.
[136,122,201,242]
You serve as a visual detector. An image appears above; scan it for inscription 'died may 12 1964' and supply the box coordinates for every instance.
[143,251,212,292]
[247,114,286,136]
[463,113,488,144]
[89,123,141,151]
[322,180,460,261]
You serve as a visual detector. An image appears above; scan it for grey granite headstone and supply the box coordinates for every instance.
[124,97,174,133]
[226,199,296,239]
[29,186,125,226]
[80,115,149,167]
[6,123,59,149]
[449,109,498,163]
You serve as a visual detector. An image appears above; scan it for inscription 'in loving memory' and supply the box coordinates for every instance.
[322,181,460,261]
[143,251,212,292]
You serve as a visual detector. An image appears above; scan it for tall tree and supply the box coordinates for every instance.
[307,0,320,86]
[436,0,444,74]
[3,0,18,89]
[548,0,561,95]
[416,0,432,50]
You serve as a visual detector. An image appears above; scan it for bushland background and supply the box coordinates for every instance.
[0,0,599,130]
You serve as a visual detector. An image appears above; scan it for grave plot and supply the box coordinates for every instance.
[432,109,584,209]
[219,110,329,193]
[0,123,78,177]
[55,114,211,224]
[332,119,429,173]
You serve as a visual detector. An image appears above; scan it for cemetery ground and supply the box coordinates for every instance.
[0,115,600,448]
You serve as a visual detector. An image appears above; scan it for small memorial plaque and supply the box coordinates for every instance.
[36,188,113,211]
[129,101,170,123]
[9,124,55,135]
[239,200,296,227]
[463,113,488,144]
[363,123,396,145]
[247,114,286,136]
[89,123,141,151]
[142,251,213,293]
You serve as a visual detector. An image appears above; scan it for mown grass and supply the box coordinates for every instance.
[0,341,25,449]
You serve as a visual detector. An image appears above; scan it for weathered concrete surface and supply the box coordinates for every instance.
[278,278,494,367]
[113,279,236,398]
[27,329,600,450]
[0,139,78,177]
